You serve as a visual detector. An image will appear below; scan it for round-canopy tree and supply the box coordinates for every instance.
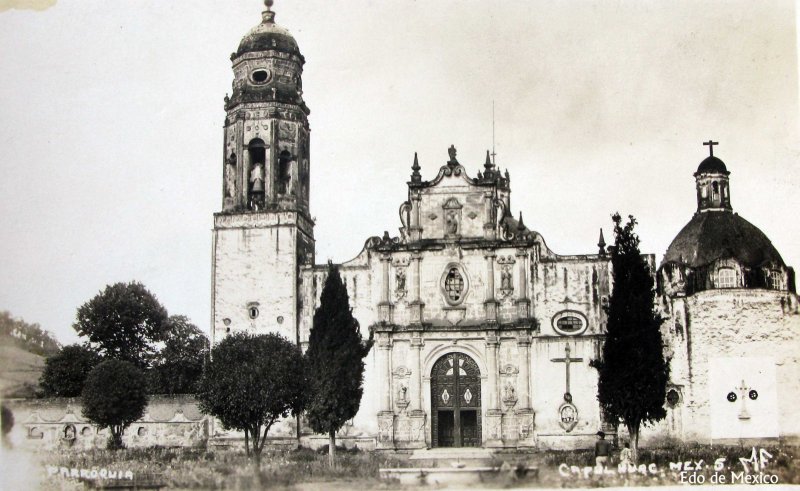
[39,344,102,397]
[148,315,208,395]
[196,332,305,464]
[73,282,168,369]
[81,359,148,449]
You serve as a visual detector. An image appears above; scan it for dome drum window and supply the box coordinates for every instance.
[717,268,736,289]
[247,303,260,319]
[552,311,588,336]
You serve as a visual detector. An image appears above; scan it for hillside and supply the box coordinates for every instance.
[0,342,45,398]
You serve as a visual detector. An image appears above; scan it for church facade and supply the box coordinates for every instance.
[210,4,800,451]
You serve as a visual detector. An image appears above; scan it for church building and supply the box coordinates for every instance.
[210,3,800,450]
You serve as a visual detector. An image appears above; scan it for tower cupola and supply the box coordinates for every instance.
[694,140,731,213]
[221,0,311,215]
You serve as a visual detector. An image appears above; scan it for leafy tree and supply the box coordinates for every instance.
[73,282,168,369]
[305,263,373,467]
[0,311,61,356]
[81,359,148,449]
[592,213,670,462]
[2,404,13,447]
[196,333,305,467]
[39,344,102,397]
[148,316,208,395]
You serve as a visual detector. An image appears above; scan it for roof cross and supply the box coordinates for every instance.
[703,140,719,157]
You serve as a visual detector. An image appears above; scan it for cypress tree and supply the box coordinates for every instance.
[593,213,670,462]
[305,263,373,467]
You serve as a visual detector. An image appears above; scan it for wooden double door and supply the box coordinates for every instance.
[430,353,481,447]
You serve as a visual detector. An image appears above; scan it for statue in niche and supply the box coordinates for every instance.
[395,269,407,299]
[225,155,237,198]
[250,162,265,193]
[445,211,459,235]
[500,266,513,296]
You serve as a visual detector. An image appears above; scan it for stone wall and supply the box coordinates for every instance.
[657,289,800,443]
[4,396,208,451]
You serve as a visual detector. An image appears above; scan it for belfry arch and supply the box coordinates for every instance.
[430,352,482,447]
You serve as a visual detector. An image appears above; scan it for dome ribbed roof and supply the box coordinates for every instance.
[235,12,302,59]
[662,211,784,268]
[696,156,728,174]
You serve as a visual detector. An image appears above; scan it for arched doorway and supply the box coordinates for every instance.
[431,352,481,447]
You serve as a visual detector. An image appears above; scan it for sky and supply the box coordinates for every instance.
[0,0,798,345]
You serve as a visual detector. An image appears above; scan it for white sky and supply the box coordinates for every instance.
[1,0,798,345]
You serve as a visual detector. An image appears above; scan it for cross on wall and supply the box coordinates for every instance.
[551,343,583,401]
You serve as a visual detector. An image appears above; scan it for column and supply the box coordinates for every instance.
[515,334,535,446]
[515,248,530,318]
[484,250,498,322]
[378,254,392,323]
[486,334,500,410]
[409,336,423,412]
[483,191,496,240]
[376,335,395,449]
[517,336,531,410]
[485,332,503,447]
[410,252,424,325]
[242,147,251,208]
[378,336,392,412]
[409,192,422,241]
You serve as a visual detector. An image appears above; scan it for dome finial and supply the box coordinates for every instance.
[262,0,276,23]
[703,139,718,157]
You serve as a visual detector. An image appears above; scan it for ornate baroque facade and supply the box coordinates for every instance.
[208,5,800,450]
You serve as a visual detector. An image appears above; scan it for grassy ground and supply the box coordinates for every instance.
[33,442,800,490]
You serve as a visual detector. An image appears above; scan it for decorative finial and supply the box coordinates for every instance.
[447,145,458,165]
[262,0,276,23]
[484,150,494,172]
[703,140,718,157]
[411,152,421,182]
[598,228,606,255]
[517,212,526,231]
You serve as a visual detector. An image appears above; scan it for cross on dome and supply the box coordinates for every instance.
[703,140,719,157]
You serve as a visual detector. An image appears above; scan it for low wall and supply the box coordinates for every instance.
[3,396,208,450]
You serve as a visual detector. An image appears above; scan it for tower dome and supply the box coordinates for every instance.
[659,142,793,294]
[235,3,303,60]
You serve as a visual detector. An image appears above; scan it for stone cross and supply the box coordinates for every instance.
[736,379,751,420]
[703,140,719,157]
[551,343,583,399]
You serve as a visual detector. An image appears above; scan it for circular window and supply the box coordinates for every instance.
[727,392,737,402]
[441,265,468,306]
[552,311,587,336]
[251,69,271,84]
[749,390,758,401]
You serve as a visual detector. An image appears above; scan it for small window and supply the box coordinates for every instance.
[556,317,583,333]
[137,427,147,437]
[552,311,588,336]
[248,306,259,319]
[251,69,271,84]
[28,427,43,439]
[769,270,782,290]
[80,427,92,437]
[717,268,736,288]
[666,389,680,407]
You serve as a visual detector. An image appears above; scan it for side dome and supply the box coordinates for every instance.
[695,156,728,175]
[662,212,784,269]
[235,9,303,60]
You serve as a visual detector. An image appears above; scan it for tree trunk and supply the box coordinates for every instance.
[328,430,336,468]
[244,428,250,456]
[628,423,640,464]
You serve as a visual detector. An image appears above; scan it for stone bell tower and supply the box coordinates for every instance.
[211,1,314,346]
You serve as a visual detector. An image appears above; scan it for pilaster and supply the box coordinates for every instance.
[409,252,425,325]
[484,250,499,322]
[515,248,530,319]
